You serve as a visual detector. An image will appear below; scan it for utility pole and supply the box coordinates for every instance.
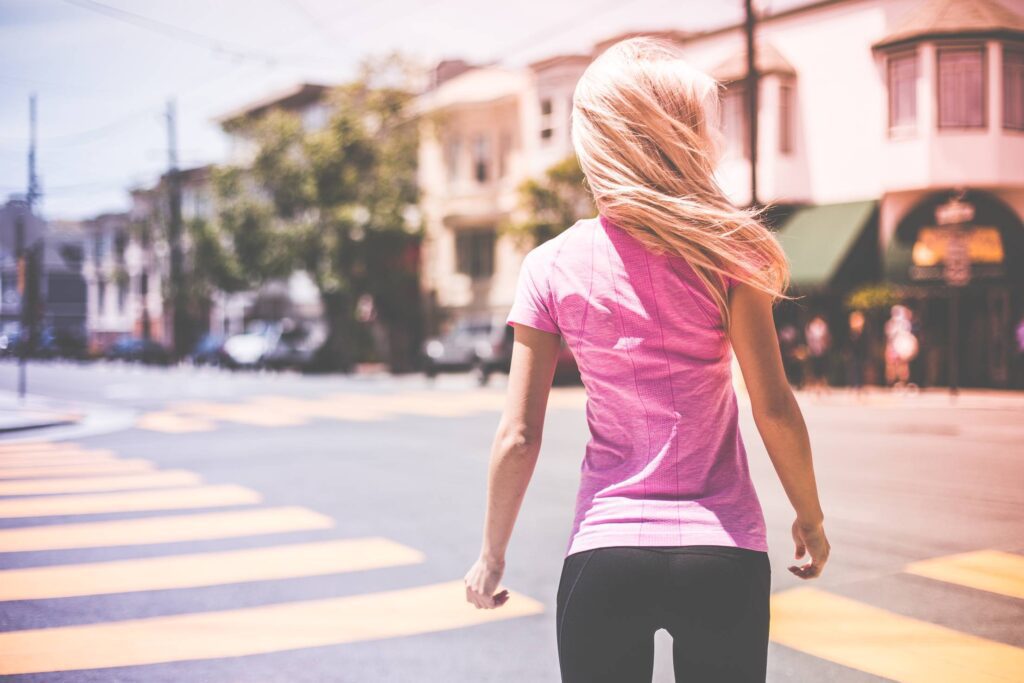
[165,99,186,360]
[14,94,40,400]
[743,0,760,207]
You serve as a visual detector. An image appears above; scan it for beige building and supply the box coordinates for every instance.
[416,0,1024,387]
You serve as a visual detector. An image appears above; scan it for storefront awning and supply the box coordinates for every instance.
[775,200,878,290]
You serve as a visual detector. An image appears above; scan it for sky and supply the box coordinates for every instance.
[0,0,797,220]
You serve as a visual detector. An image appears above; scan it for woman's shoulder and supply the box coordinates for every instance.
[525,216,598,266]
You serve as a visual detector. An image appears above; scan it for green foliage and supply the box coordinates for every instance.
[502,155,595,245]
[844,282,904,312]
[200,52,423,370]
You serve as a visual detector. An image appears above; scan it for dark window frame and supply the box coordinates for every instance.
[778,80,794,154]
[886,49,918,136]
[936,41,988,131]
[455,228,496,280]
[1003,42,1024,131]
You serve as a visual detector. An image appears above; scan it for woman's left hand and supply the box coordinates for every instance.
[464,556,510,609]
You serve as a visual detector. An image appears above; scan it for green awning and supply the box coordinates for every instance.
[775,200,878,290]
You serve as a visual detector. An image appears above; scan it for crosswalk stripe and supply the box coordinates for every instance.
[0,506,333,552]
[0,449,118,464]
[0,459,156,479]
[0,579,544,675]
[0,537,424,601]
[0,470,202,496]
[136,411,216,433]
[0,442,70,453]
[770,586,1024,683]
[247,395,388,422]
[905,550,1024,601]
[170,402,308,427]
[0,484,260,519]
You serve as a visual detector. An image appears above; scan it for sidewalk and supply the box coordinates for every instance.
[0,392,84,434]
[791,385,1024,411]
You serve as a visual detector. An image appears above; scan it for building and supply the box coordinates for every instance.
[415,0,1024,387]
[0,197,87,350]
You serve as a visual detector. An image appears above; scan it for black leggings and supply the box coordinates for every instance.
[556,545,771,682]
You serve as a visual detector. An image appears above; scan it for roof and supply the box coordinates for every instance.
[591,29,691,56]
[216,83,330,126]
[528,53,592,73]
[710,41,796,84]
[412,66,528,115]
[776,200,878,289]
[873,0,1024,49]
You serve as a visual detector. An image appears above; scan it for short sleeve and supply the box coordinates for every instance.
[506,250,559,335]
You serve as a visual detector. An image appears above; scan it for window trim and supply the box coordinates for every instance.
[935,41,988,131]
[454,227,497,280]
[886,48,918,138]
[778,80,794,155]
[1003,41,1024,132]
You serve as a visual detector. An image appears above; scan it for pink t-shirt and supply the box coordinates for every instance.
[506,215,768,558]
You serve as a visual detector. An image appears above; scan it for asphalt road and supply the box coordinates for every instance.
[0,360,1022,682]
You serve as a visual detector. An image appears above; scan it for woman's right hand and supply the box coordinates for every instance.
[788,519,830,579]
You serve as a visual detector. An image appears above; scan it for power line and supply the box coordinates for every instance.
[60,0,283,66]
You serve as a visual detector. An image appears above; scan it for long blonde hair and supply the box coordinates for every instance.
[571,36,790,330]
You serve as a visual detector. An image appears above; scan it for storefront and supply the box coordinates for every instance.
[884,189,1024,388]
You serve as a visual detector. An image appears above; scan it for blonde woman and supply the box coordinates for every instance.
[464,37,829,682]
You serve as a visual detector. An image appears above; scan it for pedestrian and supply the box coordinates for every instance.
[778,322,805,387]
[1015,314,1024,389]
[804,315,832,393]
[884,304,918,389]
[463,37,830,683]
[846,310,869,391]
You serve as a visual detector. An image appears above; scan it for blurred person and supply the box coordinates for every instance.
[778,322,806,388]
[464,37,829,683]
[884,304,918,388]
[1014,314,1024,388]
[846,310,869,391]
[804,315,832,393]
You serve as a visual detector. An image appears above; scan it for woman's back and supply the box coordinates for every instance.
[507,214,768,557]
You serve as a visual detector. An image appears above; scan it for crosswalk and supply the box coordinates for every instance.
[1,439,1021,680]
[0,440,545,677]
[137,389,589,433]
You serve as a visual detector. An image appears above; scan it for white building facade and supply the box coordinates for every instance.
[416,0,1024,387]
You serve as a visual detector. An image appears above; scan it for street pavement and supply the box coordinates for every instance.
[0,360,1021,682]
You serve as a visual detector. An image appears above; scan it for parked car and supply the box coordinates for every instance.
[1,327,88,360]
[222,321,281,369]
[106,336,174,365]
[263,321,325,371]
[423,313,580,385]
[190,334,227,367]
[422,314,503,378]
[475,323,580,386]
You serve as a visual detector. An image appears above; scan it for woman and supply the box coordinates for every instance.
[464,37,829,682]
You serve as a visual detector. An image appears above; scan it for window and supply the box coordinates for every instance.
[445,136,462,182]
[937,45,986,128]
[720,85,749,158]
[497,131,512,178]
[472,134,490,183]
[1004,45,1024,131]
[887,51,917,132]
[97,279,106,315]
[455,229,496,279]
[779,82,794,154]
[540,97,554,141]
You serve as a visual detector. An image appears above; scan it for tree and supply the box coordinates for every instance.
[207,53,422,372]
[502,155,595,245]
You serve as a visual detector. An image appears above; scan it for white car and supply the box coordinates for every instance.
[222,321,281,368]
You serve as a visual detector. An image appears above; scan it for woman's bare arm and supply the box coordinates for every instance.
[729,282,831,579]
[464,324,561,608]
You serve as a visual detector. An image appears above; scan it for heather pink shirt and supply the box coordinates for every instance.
[506,215,768,558]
